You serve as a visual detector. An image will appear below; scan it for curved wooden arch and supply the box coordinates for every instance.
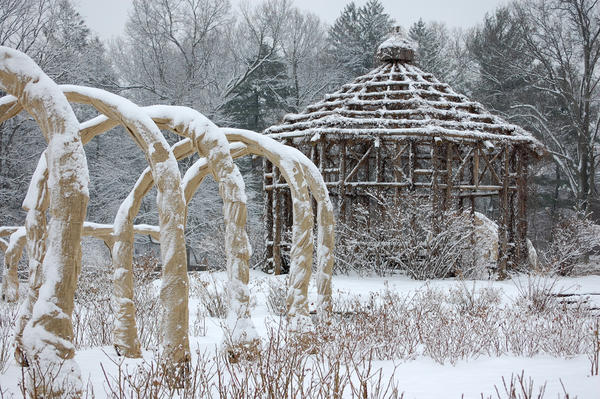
[121,128,336,324]
[222,129,335,316]
[0,85,190,364]
[0,227,25,302]
[78,105,257,354]
[1,85,334,361]
[79,116,336,330]
[0,46,89,394]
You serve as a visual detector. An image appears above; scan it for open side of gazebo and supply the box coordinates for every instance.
[263,27,545,276]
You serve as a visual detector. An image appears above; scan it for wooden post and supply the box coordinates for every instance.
[408,140,415,190]
[375,138,383,183]
[272,166,282,275]
[263,158,274,271]
[444,142,453,212]
[339,141,347,224]
[431,139,442,234]
[498,144,510,279]
[516,148,529,265]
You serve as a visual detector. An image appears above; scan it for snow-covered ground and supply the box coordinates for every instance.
[1,272,599,398]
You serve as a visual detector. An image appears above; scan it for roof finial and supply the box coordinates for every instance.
[376,26,417,64]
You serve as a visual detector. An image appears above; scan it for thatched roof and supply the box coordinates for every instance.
[266,29,544,156]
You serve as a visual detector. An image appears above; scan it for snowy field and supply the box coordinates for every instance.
[1,271,599,398]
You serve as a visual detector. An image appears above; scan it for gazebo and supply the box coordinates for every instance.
[263,27,545,276]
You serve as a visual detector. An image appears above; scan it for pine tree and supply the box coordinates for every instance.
[223,43,292,131]
[409,20,449,80]
[328,0,393,79]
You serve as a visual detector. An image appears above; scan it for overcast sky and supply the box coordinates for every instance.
[74,0,509,42]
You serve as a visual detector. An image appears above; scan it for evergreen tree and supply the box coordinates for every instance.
[328,0,393,79]
[223,43,292,131]
[409,20,449,81]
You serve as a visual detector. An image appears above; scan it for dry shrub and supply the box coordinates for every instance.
[132,254,161,349]
[189,273,229,318]
[335,193,481,278]
[588,319,599,376]
[266,276,287,316]
[18,357,93,399]
[542,210,600,275]
[448,281,502,317]
[512,275,563,314]
[0,302,18,373]
[73,265,114,348]
[315,283,595,365]
[482,371,574,399]
[99,323,404,399]
[72,255,161,350]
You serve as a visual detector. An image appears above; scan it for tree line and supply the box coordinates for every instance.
[1,0,598,265]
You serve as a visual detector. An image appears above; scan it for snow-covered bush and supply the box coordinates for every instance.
[335,193,484,278]
[189,273,229,318]
[0,302,17,373]
[73,265,114,348]
[132,254,162,349]
[266,276,287,316]
[542,210,600,275]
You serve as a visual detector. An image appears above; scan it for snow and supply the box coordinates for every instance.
[1,272,599,397]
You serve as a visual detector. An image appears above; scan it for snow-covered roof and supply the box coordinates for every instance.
[266,35,544,155]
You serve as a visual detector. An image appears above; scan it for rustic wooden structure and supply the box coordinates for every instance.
[264,28,545,276]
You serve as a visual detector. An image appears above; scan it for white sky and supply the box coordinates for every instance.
[74,0,509,42]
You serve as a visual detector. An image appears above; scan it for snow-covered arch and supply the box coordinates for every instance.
[0,95,254,359]
[0,84,191,366]
[78,110,335,347]
[222,129,335,316]
[0,46,90,394]
[0,227,25,302]
[122,128,337,323]
[77,105,257,356]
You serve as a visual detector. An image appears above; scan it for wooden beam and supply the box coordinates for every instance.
[344,144,373,183]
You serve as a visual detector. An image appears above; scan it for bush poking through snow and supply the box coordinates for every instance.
[73,266,114,349]
[190,273,229,318]
[99,322,404,398]
[0,302,17,373]
[542,210,600,276]
[132,255,162,349]
[266,277,287,316]
[589,319,600,376]
[512,275,563,314]
[318,283,595,365]
[19,356,85,399]
[334,193,487,278]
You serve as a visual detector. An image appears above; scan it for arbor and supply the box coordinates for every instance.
[328,0,393,79]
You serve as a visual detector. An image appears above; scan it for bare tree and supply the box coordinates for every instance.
[512,0,600,209]
[111,0,232,110]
